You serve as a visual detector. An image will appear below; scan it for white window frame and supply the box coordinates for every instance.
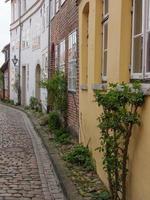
[55,44,59,69]
[68,30,77,92]
[59,39,66,72]
[51,0,55,19]
[145,0,150,77]
[25,29,30,48]
[61,0,66,6]
[42,15,45,32]
[102,0,109,81]
[55,0,59,13]
[131,0,150,79]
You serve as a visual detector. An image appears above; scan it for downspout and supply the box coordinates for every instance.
[47,0,51,113]
[18,0,22,105]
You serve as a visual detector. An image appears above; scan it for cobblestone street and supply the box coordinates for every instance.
[0,104,65,200]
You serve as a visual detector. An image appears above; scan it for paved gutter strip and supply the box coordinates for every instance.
[23,112,65,200]
[24,111,83,200]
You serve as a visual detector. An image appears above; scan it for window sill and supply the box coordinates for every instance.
[68,89,76,94]
[141,84,150,96]
[92,83,107,91]
[80,84,88,91]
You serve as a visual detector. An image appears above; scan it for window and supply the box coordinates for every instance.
[55,45,59,69]
[17,0,21,18]
[27,64,29,91]
[12,0,16,22]
[61,0,65,6]
[22,31,26,49]
[51,0,55,19]
[68,31,77,91]
[42,15,45,32]
[22,30,30,49]
[59,40,66,72]
[42,53,48,79]
[26,30,30,48]
[56,0,59,13]
[131,0,150,79]
[55,40,65,72]
[46,6,49,26]
[81,2,89,85]
[102,0,109,81]
[4,71,8,90]
[22,0,26,13]
[32,24,41,50]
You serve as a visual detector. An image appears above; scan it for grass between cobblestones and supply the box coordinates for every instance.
[1,102,110,200]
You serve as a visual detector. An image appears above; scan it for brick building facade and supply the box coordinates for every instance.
[50,0,79,134]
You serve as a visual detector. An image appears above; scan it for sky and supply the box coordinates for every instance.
[0,1,10,65]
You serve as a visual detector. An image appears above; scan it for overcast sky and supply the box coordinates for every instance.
[0,1,10,65]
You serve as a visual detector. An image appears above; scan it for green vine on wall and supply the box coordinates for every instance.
[95,82,145,200]
[41,71,67,124]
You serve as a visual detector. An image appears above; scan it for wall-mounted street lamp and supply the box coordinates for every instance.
[12,55,21,105]
[12,55,18,66]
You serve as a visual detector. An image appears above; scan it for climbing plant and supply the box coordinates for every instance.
[95,82,145,200]
[41,71,67,123]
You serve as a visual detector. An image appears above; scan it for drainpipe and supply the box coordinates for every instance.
[47,0,51,113]
[18,0,22,105]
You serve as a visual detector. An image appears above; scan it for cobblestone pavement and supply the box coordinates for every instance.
[0,104,65,200]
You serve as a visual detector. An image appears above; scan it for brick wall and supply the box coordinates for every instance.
[50,0,79,135]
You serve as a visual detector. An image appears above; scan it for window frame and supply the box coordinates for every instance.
[102,0,109,81]
[51,0,55,19]
[68,30,77,92]
[61,0,66,6]
[59,39,66,72]
[55,0,59,13]
[131,0,150,79]
[55,44,59,69]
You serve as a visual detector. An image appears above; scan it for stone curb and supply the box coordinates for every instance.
[1,103,83,200]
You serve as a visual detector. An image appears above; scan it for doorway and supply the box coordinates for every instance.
[35,64,41,101]
[22,66,26,105]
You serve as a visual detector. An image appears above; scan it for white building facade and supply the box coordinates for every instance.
[8,0,49,110]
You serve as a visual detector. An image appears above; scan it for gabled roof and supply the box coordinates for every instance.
[1,44,10,53]
[1,60,9,72]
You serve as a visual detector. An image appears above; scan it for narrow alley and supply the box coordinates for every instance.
[0,104,65,200]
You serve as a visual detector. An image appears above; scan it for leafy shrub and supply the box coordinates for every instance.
[2,99,14,105]
[29,97,38,109]
[93,191,111,200]
[29,97,42,112]
[65,144,95,171]
[24,105,30,110]
[41,71,67,124]
[48,111,61,130]
[95,82,145,200]
[53,129,71,144]
[39,114,49,126]
[9,100,15,105]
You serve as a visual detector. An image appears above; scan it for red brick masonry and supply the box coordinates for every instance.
[50,0,79,135]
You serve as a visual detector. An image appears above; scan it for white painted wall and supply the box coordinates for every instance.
[10,0,49,110]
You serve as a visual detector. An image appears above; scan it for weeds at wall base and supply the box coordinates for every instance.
[26,108,111,200]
